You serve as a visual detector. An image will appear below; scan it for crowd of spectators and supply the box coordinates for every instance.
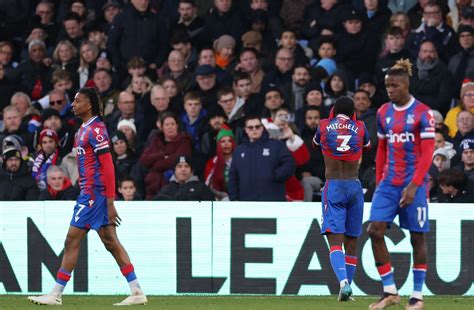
[0,0,473,202]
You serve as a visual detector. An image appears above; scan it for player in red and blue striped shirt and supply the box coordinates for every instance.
[313,97,370,301]
[367,60,435,310]
[28,88,147,306]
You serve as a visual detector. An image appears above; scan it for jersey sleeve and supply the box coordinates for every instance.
[89,125,110,155]
[312,125,321,146]
[362,123,371,147]
[419,109,435,139]
[376,110,386,140]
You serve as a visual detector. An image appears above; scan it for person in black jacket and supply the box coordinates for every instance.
[437,168,474,203]
[39,165,79,200]
[107,1,169,76]
[154,155,215,201]
[0,146,39,200]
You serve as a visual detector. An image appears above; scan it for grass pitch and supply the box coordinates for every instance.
[1,295,472,309]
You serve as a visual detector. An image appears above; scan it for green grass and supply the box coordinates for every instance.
[1,295,472,310]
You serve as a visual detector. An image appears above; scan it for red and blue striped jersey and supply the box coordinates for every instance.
[313,114,370,161]
[377,97,435,186]
[75,116,111,197]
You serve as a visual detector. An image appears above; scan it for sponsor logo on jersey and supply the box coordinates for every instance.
[388,130,415,143]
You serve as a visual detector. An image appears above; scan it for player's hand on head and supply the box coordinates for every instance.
[399,182,418,208]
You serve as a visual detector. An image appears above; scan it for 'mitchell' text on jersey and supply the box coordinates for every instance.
[325,122,359,133]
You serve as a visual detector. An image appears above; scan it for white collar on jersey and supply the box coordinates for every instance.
[392,96,415,111]
[336,114,350,120]
[82,115,99,127]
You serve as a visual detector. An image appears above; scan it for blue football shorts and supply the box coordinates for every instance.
[70,193,109,231]
[321,179,364,237]
[370,181,429,232]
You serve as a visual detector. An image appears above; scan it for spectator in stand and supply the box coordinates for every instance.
[406,2,458,62]
[335,8,380,84]
[172,0,205,47]
[51,40,80,90]
[22,16,53,61]
[432,147,451,173]
[271,107,309,201]
[455,138,474,181]
[117,118,144,157]
[0,146,39,200]
[447,0,472,31]
[228,115,295,201]
[448,25,474,98]
[375,26,412,94]
[141,85,173,140]
[40,108,75,158]
[278,29,310,65]
[204,124,235,200]
[2,134,31,165]
[410,40,453,115]
[288,64,312,112]
[213,35,237,71]
[87,22,108,54]
[31,128,61,190]
[323,71,354,109]
[160,77,184,114]
[261,47,294,96]
[107,0,169,76]
[59,13,86,49]
[217,87,246,133]
[201,0,248,45]
[247,10,278,70]
[248,0,284,40]
[41,89,75,125]
[236,47,265,94]
[92,68,119,116]
[362,0,392,42]
[111,130,137,183]
[77,41,99,88]
[445,81,474,138]
[432,110,450,137]
[117,176,141,201]
[459,6,474,29]
[197,47,233,86]
[69,0,95,26]
[181,91,208,153]
[299,106,325,201]
[39,165,79,200]
[154,155,215,201]
[389,12,411,39]
[60,147,78,186]
[137,113,192,199]
[437,168,474,202]
[200,106,228,158]
[0,41,17,83]
[33,70,75,112]
[233,71,264,117]
[162,50,193,93]
[354,90,377,165]
[262,88,286,120]
[106,91,143,137]
[295,81,325,131]
[280,0,314,31]
[10,92,41,134]
[16,40,52,101]
[434,128,457,160]
[100,0,122,33]
[125,74,152,121]
[193,64,220,110]
[171,30,198,71]
[452,110,474,148]
[358,73,386,110]
[35,1,59,44]
[0,106,32,153]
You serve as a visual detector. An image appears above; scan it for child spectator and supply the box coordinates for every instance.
[117,176,141,201]
[181,91,207,152]
[432,148,451,172]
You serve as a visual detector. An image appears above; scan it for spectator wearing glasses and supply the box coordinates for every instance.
[228,115,295,201]
[445,81,474,138]
[261,47,294,96]
[452,110,474,150]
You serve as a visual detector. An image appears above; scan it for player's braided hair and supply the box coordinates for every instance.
[387,58,413,77]
[77,87,104,117]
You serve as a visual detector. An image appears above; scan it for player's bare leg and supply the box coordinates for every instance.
[326,233,353,301]
[28,226,88,305]
[367,222,401,309]
[98,225,147,306]
[405,232,427,310]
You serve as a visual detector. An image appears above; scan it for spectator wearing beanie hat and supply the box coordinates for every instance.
[448,25,474,96]
[31,128,61,190]
[154,155,215,201]
[445,80,474,138]
[117,118,144,156]
[0,145,39,200]
[213,35,237,70]
[204,124,236,200]
[456,138,474,182]
[110,130,137,183]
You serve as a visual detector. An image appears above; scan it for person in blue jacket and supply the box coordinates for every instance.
[228,115,295,201]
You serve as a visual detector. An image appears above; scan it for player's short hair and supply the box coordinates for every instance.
[333,96,355,118]
[77,87,103,117]
[386,58,413,78]
[438,168,465,189]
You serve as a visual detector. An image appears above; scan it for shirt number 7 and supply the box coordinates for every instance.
[336,135,352,152]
